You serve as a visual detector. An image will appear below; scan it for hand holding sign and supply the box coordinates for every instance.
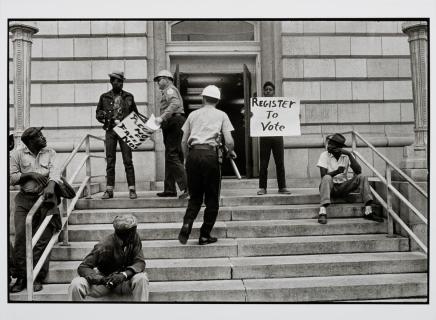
[250,97,301,137]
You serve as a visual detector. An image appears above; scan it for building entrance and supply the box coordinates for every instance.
[177,72,247,177]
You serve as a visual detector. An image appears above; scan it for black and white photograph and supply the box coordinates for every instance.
[1,0,434,320]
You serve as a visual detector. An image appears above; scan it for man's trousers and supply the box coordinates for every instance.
[319,174,373,206]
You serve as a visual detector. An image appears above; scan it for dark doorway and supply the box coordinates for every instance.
[179,73,246,177]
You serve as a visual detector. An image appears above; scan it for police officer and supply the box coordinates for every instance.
[178,85,236,245]
[154,70,188,199]
[96,71,138,200]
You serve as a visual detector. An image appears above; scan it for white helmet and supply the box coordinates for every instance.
[154,70,173,82]
[201,85,221,100]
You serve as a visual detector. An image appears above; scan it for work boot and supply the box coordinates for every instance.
[10,278,26,293]
[101,189,114,199]
[157,191,177,197]
[199,236,218,245]
[278,188,291,194]
[318,214,327,224]
[363,212,384,223]
[257,188,267,195]
[33,280,43,292]
[129,189,137,199]
[178,190,189,200]
[178,223,192,245]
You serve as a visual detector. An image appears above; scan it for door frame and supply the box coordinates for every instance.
[166,50,261,178]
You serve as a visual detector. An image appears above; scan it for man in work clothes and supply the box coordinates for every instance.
[68,215,149,301]
[96,71,138,200]
[9,127,61,292]
[154,69,189,199]
[178,85,236,245]
[257,81,291,196]
[316,133,384,224]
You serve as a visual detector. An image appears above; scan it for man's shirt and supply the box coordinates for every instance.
[10,146,61,193]
[77,233,145,277]
[316,151,351,184]
[96,90,138,129]
[181,105,234,147]
[159,84,184,121]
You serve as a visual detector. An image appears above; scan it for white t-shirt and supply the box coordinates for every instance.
[182,105,234,147]
[316,151,351,184]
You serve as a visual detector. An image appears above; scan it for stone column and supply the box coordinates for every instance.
[395,21,429,251]
[9,22,39,147]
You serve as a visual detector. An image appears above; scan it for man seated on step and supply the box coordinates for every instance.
[68,215,149,301]
[316,133,384,225]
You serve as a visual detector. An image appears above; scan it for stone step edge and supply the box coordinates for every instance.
[9,272,427,301]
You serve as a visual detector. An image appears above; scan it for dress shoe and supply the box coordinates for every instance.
[101,190,114,199]
[364,212,384,223]
[157,191,177,197]
[199,236,218,245]
[278,188,291,194]
[257,188,267,195]
[10,278,26,293]
[318,214,327,224]
[178,190,189,200]
[178,223,192,244]
[129,189,137,199]
[33,280,43,292]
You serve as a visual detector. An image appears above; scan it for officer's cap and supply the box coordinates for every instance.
[108,71,125,81]
[113,215,137,231]
[21,127,44,144]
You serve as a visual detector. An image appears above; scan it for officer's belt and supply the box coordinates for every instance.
[189,144,216,151]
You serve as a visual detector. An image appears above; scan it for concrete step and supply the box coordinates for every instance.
[65,218,387,241]
[51,234,409,261]
[74,189,364,209]
[69,203,380,224]
[43,252,426,284]
[9,273,427,302]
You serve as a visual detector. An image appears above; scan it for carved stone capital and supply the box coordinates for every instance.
[9,22,39,43]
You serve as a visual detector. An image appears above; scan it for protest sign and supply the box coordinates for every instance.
[113,112,160,150]
[250,97,301,137]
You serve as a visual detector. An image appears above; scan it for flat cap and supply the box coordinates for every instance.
[21,127,43,143]
[108,71,125,81]
[113,215,137,231]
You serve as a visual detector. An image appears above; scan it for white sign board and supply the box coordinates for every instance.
[250,97,301,137]
[113,112,160,150]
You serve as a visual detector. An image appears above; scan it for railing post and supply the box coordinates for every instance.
[85,135,92,199]
[61,168,70,246]
[25,218,34,300]
[386,164,394,236]
[351,131,357,154]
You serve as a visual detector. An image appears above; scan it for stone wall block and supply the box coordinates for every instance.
[31,61,58,81]
[42,84,75,104]
[383,80,413,100]
[58,106,92,127]
[304,104,338,123]
[303,59,335,78]
[283,81,321,101]
[335,21,366,33]
[320,37,350,56]
[75,83,108,104]
[351,81,383,100]
[282,59,304,78]
[382,37,410,56]
[367,59,398,78]
[351,37,382,55]
[125,21,148,34]
[369,103,401,122]
[282,37,320,56]
[125,59,148,79]
[58,21,91,35]
[320,81,352,100]
[92,60,125,80]
[74,38,108,58]
[30,107,58,127]
[303,21,335,33]
[337,103,370,123]
[59,61,92,81]
[42,38,74,58]
[335,59,367,78]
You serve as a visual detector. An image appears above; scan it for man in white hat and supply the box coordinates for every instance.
[68,215,149,301]
[153,70,188,199]
[178,85,236,245]
[96,71,139,200]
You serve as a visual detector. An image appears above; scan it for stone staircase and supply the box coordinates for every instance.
[9,179,428,302]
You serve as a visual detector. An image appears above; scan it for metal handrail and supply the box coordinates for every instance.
[341,130,427,253]
[24,134,105,300]
[343,130,427,198]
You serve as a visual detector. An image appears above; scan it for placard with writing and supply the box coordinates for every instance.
[113,112,160,150]
[250,97,301,137]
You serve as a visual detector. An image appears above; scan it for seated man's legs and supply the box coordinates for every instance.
[114,272,149,302]
[318,175,334,224]
[68,276,111,301]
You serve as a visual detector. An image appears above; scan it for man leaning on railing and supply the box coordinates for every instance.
[316,133,384,225]
[9,127,62,293]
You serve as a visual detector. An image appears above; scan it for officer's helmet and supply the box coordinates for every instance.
[154,70,173,82]
[201,85,221,100]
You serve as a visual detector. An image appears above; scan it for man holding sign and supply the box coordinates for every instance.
[96,71,138,200]
[253,81,292,196]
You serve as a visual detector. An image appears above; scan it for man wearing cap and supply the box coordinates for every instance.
[178,85,237,245]
[257,81,291,196]
[96,71,139,200]
[9,127,61,293]
[68,215,149,301]
[316,133,384,224]
[153,70,188,199]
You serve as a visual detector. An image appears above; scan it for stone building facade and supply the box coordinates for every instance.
[8,20,417,188]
